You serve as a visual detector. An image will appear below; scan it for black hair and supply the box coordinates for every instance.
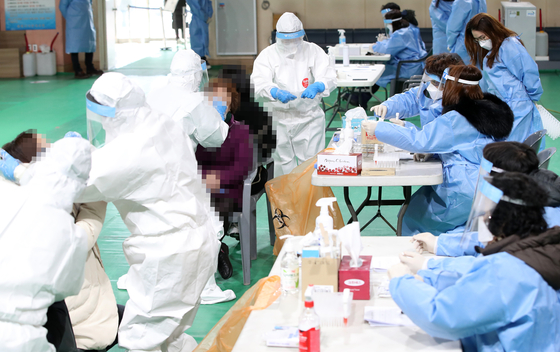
[2,130,39,163]
[385,10,409,31]
[425,53,465,77]
[381,2,400,11]
[401,9,418,27]
[488,172,548,239]
[483,141,539,175]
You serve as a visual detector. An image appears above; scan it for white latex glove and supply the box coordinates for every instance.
[411,232,437,254]
[388,263,413,279]
[399,251,428,274]
[413,153,433,162]
[389,118,405,127]
[370,105,387,119]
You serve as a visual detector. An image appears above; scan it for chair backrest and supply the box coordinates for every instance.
[523,129,547,153]
[391,48,432,96]
[538,147,557,169]
[402,80,421,92]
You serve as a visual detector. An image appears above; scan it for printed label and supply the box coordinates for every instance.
[527,10,536,17]
[344,279,365,287]
[281,267,299,291]
[299,327,320,352]
[302,78,309,88]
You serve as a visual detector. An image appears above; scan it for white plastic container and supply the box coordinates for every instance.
[536,31,549,57]
[342,45,349,67]
[36,51,57,76]
[23,52,37,77]
[280,236,299,294]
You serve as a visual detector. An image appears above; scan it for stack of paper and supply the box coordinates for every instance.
[370,256,400,272]
[364,306,415,327]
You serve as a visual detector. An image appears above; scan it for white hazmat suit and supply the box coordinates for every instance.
[0,138,91,352]
[251,12,337,176]
[147,49,228,151]
[79,73,220,352]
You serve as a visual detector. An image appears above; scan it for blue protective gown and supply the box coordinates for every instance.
[447,0,486,64]
[375,111,499,236]
[481,37,544,149]
[390,253,560,352]
[186,0,213,58]
[59,0,96,54]
[429,0,453,55]
[372,26,427,88]
[382,85,442,127]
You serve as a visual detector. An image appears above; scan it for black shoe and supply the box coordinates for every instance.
[75,71,92,79]
[87,68,104,76]
[218,242,233,280]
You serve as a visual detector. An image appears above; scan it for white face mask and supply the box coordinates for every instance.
[479,39,492,51]
[426,83,443,101]
[387,24,393,35]
[477,216,494,246]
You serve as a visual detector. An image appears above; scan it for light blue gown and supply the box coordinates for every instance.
[429,0,453,55]
[481,37,544,150]
[390,253,560,352]
[186,0,213,58]
[59,0,96,53]
[372,26,427,88]
[375,111,501,236]
[382,85,442,127]
[447,0,487,64]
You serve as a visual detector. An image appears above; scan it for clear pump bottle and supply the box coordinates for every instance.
[280,236,299,294]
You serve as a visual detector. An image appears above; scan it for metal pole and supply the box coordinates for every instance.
[182,5,187,43]
[160,7,171,50]
[128,5,131,43]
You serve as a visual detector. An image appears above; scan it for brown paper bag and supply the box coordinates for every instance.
[265,155,345,255]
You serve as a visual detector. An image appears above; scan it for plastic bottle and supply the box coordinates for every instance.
[23,52,37,77]
[280,235,299,294]
[343,116,354,143]
[337,29,346,44]
[299,286,320,352]
[327,46,336,67]
[314,198,337,247]
[342,45,350,67]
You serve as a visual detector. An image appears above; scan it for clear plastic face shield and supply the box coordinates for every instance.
[383,17,401,37]
[86,91,116,148]
[417,72,442,100]
[199,60,209,91]
[461,177,503,249]
[438,67,480,92]
[276,29,305,58]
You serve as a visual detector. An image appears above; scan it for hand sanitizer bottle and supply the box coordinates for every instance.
[299,286,320,352]
[280,235,299,294]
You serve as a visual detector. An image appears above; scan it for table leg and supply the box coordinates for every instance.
[344,186,359,223]
[396,186,412,236]
[347,186,373,225]
[326,88,342,131]
[359,187,397,233]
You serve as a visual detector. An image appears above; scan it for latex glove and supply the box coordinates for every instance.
[270,87,297,104]
[411,232,437,254]
[388,263,413,280]
[413,153,433,162]
[399,251,428,274]
[213,100,228,120]
[64,131,82,138]
[0,149,20,182]
[370,104,387,119]
[389,118,405,127]
[301,82,325,99]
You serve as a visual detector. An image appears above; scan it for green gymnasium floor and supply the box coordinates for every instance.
[1,51,559,351]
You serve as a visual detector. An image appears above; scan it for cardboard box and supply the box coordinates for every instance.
[317,152,362,176]
[338,255,372,300]
[301,257,341,301]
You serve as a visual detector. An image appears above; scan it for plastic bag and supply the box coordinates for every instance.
[265,155,346,255]
[193,276,281,352]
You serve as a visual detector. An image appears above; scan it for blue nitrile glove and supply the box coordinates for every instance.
[64,131,82,138]
[212,100,227,121]
[0,149,20,182]
[270,87,297,104]
[301,82,325,99]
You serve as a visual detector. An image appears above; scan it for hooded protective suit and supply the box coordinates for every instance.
[391,227,560,352]
[371,25,427,88]
[480,37,544,150]
[375,93,514,236]
[429,0,453,55]
[79,73,220,352]
[186,0,212,58]
[147,49,228,151]
[0,138,91,352]
[251,12,337,176]
[59,0,96,53]
[447,0,486,63]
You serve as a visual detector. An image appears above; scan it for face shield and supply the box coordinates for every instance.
[383,17,401,37]
[438,67,480,92]
[417,72,442,100]
[276,30,305,58]
[199,60,209,91]
[86,91,115,148]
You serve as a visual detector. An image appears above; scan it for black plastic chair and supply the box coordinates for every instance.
[538,147,557,169]
[523,129,547,153]
[389,49,432,97]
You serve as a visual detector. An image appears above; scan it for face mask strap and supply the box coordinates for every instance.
[500,195,527,206]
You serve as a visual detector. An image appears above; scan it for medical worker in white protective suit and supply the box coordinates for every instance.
[79,72,220,352]
[147,49,229,151]
[251,12,337,176]
[0,138,91,352]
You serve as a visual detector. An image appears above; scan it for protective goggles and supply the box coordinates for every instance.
[200,60,209,91]
[439,67,480,91]
[276,29,305,40]
[86,91,115,148]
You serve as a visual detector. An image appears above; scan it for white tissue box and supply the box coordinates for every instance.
[317,152,362,176]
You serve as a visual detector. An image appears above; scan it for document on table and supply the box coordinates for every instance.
[364,306,415,327]
[370,256,400,272]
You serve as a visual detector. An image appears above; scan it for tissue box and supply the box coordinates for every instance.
[317,152,362,176]
[338,255,372,300]
[301,257,340,301]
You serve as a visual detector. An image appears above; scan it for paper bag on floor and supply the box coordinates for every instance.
[265,155,345,255]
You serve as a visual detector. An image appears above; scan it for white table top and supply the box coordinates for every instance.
[232,237,461,352]
[334,43,391,62]
[312,159,443,187]
[336,64,385,88]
